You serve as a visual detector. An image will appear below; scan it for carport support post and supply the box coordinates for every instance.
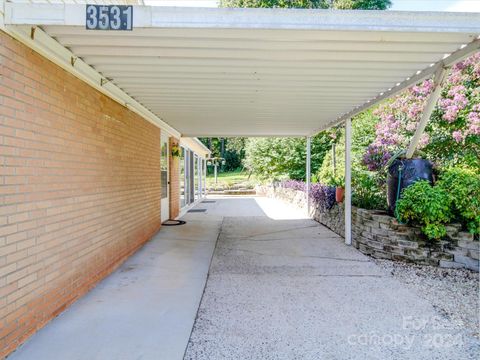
[406,66,448,158]
[306,136,311,217]
[344,118,352,245]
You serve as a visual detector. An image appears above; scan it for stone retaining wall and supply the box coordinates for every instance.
[257,185,479,272]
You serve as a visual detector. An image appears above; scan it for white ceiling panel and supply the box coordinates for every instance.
[3,4,480,136]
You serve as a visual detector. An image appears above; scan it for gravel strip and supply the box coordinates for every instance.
[374,260,480,339]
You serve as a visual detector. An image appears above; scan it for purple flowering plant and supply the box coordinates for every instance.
[280,179,305,191]
[280,180,336,210]
[362,53,480,169]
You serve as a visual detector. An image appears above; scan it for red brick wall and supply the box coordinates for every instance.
[0,31,162,357]
[169,137,180,219]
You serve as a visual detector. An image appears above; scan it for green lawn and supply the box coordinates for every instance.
[206,169,255,190]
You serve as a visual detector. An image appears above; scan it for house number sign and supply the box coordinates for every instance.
[86,5,133,31]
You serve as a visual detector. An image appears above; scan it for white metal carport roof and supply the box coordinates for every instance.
[2,3,480,137]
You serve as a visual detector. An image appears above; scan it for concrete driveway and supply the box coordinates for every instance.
[185,197,478,360]
[8,196,478,360]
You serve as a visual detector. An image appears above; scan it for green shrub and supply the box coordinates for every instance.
[325,174,345,187]
[437,167,480,234]
[318,109,380,184]
[396,180,453,240]
[244,134,331,180]
[352,171,387,210]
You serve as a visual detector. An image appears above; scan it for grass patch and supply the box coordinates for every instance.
[206,169,255,190]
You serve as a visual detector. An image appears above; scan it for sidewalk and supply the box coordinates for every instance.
[8,210,222,360]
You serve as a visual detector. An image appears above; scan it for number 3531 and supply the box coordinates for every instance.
[86,5,133,31]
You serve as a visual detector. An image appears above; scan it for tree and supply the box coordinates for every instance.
[219,0,392,10]
[244,134,332,180]
[220,0,326,8]
[224,137,246,171]
[317,109,378,183]
[332,0,391,9]
[199,137,247,172]
[362,53,480,171]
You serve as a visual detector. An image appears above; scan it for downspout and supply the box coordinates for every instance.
[306,136,311,217]
[0,0,5,29]
[332,143,336,177]
[344,118,352,246]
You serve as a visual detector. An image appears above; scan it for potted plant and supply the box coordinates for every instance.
[328,175,345,203]
[171,144,180,157]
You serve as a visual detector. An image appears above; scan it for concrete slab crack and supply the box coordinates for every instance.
[220,247,371,263]
[225,224,320,241]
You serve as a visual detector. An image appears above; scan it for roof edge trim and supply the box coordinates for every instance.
[1,24,181,138]
[4,4,480,33]
[180,137,211,158]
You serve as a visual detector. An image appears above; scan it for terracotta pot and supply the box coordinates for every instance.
[335,187,345,203]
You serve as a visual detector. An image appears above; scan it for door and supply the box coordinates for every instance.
[180,147,186,208]
[194,154,199,200]
[161,135,169,222]
[202,159,206,196]
[189,150,195,203]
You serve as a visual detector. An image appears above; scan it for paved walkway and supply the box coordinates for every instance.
[9,197,477,359]
[8,203,223,360]
[185,197,478,360]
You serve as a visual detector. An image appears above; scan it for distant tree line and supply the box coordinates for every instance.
[199,137,247,172]
[220,0,392,10]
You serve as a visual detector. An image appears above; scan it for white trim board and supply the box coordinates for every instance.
[5,5,480,32]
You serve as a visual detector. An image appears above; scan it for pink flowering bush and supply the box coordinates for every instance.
[429,53,480,166]
[362,53,480,170]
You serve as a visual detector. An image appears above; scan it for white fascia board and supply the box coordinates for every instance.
[0,23,181,138]
[180,138,211,159]
[191,138,212,157]
[5,4,480,33]
[181,133,306,138]
[0,0,5,28]
[148,7,480,33]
